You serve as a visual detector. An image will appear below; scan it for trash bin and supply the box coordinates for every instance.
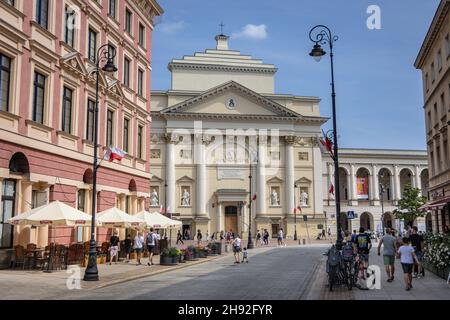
[225,244,230,253]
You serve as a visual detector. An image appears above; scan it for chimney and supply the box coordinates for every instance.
[215,34,229,50]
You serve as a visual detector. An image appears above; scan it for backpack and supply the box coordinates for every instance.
[147,232,155,246]
[327,245,341,267]
[342,243,354,261]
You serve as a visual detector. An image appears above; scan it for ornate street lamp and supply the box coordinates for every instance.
[247,160,254,249]
[308,25,343,248]
[84,44,117,281]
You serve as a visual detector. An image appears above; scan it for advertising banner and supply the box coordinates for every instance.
[356,177,369,200]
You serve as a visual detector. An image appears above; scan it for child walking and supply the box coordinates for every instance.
[397,237,419,291]
[242,247,249,263]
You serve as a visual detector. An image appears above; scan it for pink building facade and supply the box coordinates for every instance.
[0,0,163,262]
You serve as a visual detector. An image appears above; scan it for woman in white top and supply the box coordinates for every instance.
[232,235,242,264]
[134,232,144,266]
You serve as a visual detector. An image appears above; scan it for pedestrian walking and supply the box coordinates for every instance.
[197,229,203,245]
[134,232,144,265]
[378,228,397,282]
[176,230,184,245]
[263,229,269,245]
[256,230,262,246]
[146,228,157,266]
[327,227,331,239]
[277,228,286,247]
[206,231,209,242]
[220,230,224,241]
[226,231,231,244]
[124,234,133,263]
[322,229,326,240]
[351,230,357,243]
[354,227,372,275]
[397,237,419,291]
[109,230,120,265]
[242,247,249,263]
[409,226,425,278]
[232,234,242,264]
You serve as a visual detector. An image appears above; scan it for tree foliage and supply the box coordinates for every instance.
[393,183,427,226]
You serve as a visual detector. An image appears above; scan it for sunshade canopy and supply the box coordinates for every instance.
[7,200,94,227]
[135,210,182,229]
[97,207,146,229]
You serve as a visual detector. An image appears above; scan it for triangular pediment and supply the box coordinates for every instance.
[150,174,163,182]
[86,66,108,88]
[161,81,302,118]
[60,52,87,76]
[296,177,312,185]
[177,175,195,183]
[267,177,284,184]
[106,78,124,100]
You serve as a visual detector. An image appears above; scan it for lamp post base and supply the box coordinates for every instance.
[294,229,298,241]
[247,232,254,249]
[83,251,99,281]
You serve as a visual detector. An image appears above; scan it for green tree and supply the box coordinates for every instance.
[393,183,427,227]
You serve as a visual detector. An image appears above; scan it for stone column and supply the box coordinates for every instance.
[284,136,296,216]
[256,137,267,216]
[415,166,422,191]
[165,133,180,215]
[22,182,34,244]
[312,143,323,214]
[350,164,358,206]
[217,202,223,233]
[394,165,401,201]
[195,135,208,217]
[389,173,396,202]
[372,165,380,201]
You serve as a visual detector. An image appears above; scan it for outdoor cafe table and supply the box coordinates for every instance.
[28,248,44,269]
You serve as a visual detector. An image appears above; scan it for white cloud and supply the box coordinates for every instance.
[157,21,187,34]
[231,24,268,40]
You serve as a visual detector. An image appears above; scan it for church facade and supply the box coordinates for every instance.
[150,34,328,239]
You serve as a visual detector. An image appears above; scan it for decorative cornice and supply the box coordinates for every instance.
[415,0,450,69]
[168,63,277,74]
[160,81,304,119]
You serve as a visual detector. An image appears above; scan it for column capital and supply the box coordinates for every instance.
[164,133,182,144]
[194,134,214,145]
[284,135,298,145]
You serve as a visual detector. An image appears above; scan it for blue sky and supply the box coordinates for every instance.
[151,0,439,150]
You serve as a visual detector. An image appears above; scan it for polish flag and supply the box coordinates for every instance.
[294,206,302,214]
[104,147,127,162]
[159,205,164,213]
[329,184,335,196]
[252,194,257,201]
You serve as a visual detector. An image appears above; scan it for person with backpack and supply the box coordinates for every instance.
[354,227,372,273]
[147,228,157,266]
[232,234,242,264]
[378,228,397,282]
[197,229,203,245]
[176,230,184,245]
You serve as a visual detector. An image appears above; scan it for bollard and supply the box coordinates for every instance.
[302,239,306,245]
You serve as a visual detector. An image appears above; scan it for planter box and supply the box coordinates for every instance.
[160,255,178,266]
[423,261,450,280]
[193,252,200,259]
[179,255,186,263]
[198,251,207,258]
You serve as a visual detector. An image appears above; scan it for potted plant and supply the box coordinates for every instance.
[423,232,450,280]
[160,248,178,266]
[192,246,200,259]
[197,246,207,258]
[179,249,186,263]
[185,246,197,261]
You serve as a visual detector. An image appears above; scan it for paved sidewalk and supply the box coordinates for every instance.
[307,241,450,300]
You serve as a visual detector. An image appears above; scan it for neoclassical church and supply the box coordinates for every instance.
[150,34,328,239]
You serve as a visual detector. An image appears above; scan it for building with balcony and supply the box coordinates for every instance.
[0,0,163,262]
[415,0,450,233]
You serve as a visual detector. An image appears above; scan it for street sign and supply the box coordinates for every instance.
[347,211,355,219]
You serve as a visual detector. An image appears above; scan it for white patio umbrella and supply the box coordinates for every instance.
[135,210,182,229]
[7,200,95,227]
[96,207,146,229]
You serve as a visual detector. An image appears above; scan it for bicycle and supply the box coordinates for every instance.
[325,245,352,291]
[353,252,370,290]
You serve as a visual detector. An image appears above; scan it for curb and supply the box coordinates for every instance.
[85,253,231,290]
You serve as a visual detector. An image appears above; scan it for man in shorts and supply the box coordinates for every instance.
[354,227,372,274]
[378,228,397,282]
[147,228,157,266]
[409,226,424,278]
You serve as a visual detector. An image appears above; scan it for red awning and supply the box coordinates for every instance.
[419,196,450,212]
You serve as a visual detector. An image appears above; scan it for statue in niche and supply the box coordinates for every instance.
[271,189,280,206]
[182,189,190,206]
[300,190,309,207]
[150,189,159,206]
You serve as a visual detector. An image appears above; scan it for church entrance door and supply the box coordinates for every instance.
[225,205,238,235]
